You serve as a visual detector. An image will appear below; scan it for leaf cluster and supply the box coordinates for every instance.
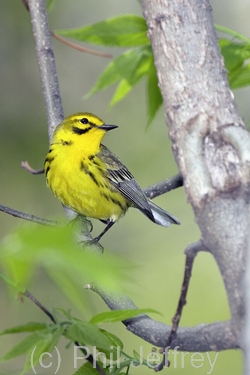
[56,15,162,125]
[56,15,250,125]
[0,308,159,374]
[0,224,128,311]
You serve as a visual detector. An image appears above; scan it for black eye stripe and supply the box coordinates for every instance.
[72,126,91,135]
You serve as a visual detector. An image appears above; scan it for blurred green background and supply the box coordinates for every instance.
[0,0,248,374]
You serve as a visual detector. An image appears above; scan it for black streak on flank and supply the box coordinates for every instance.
[93,159,101,168]
[45,156,55,164]
[110,196,126,210]
[45,156,55,176]
[72,126,91,135]
[100,191,111,202]
[100,191,125,210]
[62,140,73,146]
[45,166,50,176]
[88,154,102,169]
[80,161,99,186]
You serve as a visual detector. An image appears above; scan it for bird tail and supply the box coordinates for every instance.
[148,201,180,227]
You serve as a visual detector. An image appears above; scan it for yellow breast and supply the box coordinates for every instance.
[45,142,129,221]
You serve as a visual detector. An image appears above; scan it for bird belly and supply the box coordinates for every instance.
[47,154,128,221]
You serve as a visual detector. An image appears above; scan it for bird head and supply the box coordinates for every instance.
[52,112,118,149]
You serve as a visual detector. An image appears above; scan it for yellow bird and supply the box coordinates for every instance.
[44,113,180,241]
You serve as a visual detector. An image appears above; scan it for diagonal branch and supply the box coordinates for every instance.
[0,204,57,226]
[90,284,238,351]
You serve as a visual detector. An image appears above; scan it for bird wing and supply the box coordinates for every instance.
[99,145,154,221]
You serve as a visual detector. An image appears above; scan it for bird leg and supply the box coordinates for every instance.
[94,220,115,242]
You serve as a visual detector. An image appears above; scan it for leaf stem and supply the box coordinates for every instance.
[0,273,25,294]
[215,24,250,44]
[51,31,112,58]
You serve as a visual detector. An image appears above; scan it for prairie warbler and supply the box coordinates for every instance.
[45,113,180,241]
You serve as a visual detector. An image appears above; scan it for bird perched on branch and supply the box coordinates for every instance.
[44,112,180,242]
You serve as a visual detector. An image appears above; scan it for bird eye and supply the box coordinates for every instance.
[80,118,89,124]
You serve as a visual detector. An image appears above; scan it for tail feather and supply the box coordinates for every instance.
[148,201,180,227]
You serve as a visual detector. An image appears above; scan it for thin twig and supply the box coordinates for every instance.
[21,161,44,175]
[143,174,183,199]
[51,31,112,58]
[24,289,106,375]
[0,204,57,226]
[25,290,56,323]
[154,240,204,371]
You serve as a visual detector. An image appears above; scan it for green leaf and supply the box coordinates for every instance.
[47,269,87,313]
[0,326,59,363]
[0,224,129,298]
[53,307,73,320]
[86,48,144,98]
[133,349,144,363]
[0,333,44,362]
[220,39,249,72]
[0,322,48,335]
[90,308,161,325]
[56,15,149,47]
[219,39,250,89]
[98,330,123,360]
[230,63,250,89]
[22,326,63,374]
[66,322,111,350]
[147,58,163,125]
[109,47,152,108]
[100,330,123,350]
[72,362,106,375]
[109,79,134,107]
[86,45,152,110]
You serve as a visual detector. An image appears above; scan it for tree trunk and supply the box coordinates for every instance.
[141,0,250,350]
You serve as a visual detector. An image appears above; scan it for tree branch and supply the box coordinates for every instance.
[27,0,64,140]
[143,174,183,199]
[0,204,57,226]
[26,0,92,240]
[90,284,238,351]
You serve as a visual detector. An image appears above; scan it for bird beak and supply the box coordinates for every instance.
[99,124,118,131]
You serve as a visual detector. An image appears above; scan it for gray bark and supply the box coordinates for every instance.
[142,0,250,353]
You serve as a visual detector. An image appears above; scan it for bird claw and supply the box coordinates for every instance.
[86,219,93,232]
